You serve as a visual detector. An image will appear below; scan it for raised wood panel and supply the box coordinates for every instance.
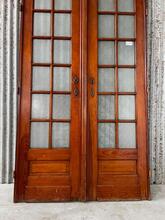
[25,186,71,202]
[28,175,70,186]
[28,149,70,161]
[30,161,69,174]
[97,183,140,201]
[99,160,137,174]
[98,149,137,160]
[98,174,139,185]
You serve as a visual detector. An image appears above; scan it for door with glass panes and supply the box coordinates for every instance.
[14,0,149,202]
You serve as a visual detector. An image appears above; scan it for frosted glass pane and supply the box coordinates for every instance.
[54,14,71,36]
[119,123,136,148]
[32,95,49,119]
[98,68,115,92]
[35,0,51,9]
[98,95,115,119]
[52,123,70,148]
[54,40,71,64]
[55,0,71,10]
[54,67,70,91]
[34,13,51,36]
[98,123,115,148]
[32,67,50,91]
[98,0,115,11]
[98,15,115,38]
[119,96,135,120]
[118,0,134,12]
[30,122,49,148]
[53,95,70,119]
[119,16,135,38]
[118,42,135,65]
[118,69,135,92]
[99,42,115,65]
[33,40,51,63]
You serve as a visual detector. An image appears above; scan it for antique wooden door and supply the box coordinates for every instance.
[14,0,149,202]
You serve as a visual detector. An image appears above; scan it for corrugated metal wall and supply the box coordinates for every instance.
[0,0,165,184]
[0,0,19,183]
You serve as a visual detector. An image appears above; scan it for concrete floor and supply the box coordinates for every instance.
[0,185,165,220]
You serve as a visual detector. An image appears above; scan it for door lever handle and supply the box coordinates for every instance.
[74,87,79,96]
[73,75,79,84]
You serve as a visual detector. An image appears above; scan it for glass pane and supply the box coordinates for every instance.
[33,40,51,63]
[54,40,71,64]
[98,68,115,92]
[34,13,51,36]
[32,95,49,119]
[98,0,115,11]
[119,123,136,148]
[118,42,135,65]
[98,123,115,148]
[118,96,135,120]
[118,69,135,92]
[98,15,115,38]
[54,0,71,10]
[99,41,115,65]
[119,16,135,38]
[32,67,50,91]
[54,67,71,91]
[118,0,134,12]
[30,122,49,148]
[52,123,70,148]
[98,95,115,119]
[34,0,51,9]
[54,14,71,37]
[53,95,70,119]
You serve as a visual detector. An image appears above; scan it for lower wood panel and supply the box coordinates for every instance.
[28,175,70,186]
[97,175,140,200]
[25,186,71,202]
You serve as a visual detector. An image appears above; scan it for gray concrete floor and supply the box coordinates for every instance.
[0,185,165,220]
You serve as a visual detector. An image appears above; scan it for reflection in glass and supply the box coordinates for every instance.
[54,40,71,64]
[118,0,134,12]
[52,123,70,148]
[98,123,115,148]
[54,0,71,10]
[119,123,136,148]
[54,67,70,91]
[98,68,115,92]
[35,0,51,9]
[34,13,51,36]
[33,40,51,63]
[98,15,115,38]
[118,16,135,38]
[98,0,115,11]
[118,42,135,65]
[118,69,135,92]
[53,95,70,119]
[30,122,49,148]
[32,67,50,91]
[32,95,49,119]
[98,95,115,120]
[119,96,135,120]
[99,41,115,65]
[54,14,71,37]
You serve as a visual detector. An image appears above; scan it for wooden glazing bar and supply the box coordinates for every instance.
[98,119,137,123]
[98,38,136,41]
[30,119,71,123]
[33,9,72,14]
[32,36,72,40]
[98,11,136,16]
[31,91,71,95]
[98,65,136,68]
[98,92,136,95]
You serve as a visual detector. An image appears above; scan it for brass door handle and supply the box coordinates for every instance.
[73,75,79,84]
[89,77,95,97]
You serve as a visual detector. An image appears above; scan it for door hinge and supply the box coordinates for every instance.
[13,170,16,180]
[19,2,24,12]
[17,87,21,95]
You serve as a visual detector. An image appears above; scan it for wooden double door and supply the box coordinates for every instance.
[14,0,149,202]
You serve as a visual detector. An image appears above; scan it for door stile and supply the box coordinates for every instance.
[14,0,33,202]
[87,0,98,200]
[136,0,150,199]
[70,0,81,200]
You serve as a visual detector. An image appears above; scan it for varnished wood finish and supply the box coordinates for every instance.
[15,0,149,202]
